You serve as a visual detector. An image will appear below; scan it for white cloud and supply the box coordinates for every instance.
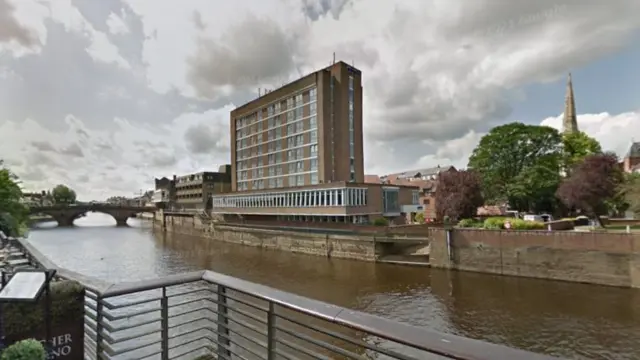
[106,11,130,35]
[0,0,639,198]
[541,111,640,157]
[0,106,233,200]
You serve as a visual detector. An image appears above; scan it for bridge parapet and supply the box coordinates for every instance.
[28,204,156,227]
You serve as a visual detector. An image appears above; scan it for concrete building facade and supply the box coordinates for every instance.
[175,169,231,210]
[230,61,364,192]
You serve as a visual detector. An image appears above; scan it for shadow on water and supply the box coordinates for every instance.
[27,218,640,359]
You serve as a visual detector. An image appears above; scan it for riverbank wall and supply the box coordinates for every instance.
[156,211,640,288]
[154,212,380,260]
[429,228,640,288]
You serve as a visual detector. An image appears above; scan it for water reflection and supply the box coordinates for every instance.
[27,214,640,359]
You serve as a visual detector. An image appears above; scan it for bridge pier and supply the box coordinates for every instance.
[55,216,76,227]
[115,217,129,227]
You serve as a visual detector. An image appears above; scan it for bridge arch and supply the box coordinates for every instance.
[28,205,155,227]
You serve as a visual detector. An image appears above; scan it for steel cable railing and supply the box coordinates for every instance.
[14,238,563,360]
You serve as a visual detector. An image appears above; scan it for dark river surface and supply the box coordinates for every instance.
[27,214,640,360]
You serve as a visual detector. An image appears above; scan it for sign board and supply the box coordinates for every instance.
[2,280,84,359]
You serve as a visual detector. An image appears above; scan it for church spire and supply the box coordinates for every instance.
[563,73,578,134]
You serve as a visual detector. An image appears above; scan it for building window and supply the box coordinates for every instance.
[311,172,318,185]
[412,191,419,205]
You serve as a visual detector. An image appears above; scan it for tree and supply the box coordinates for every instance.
[621,173,640,217]
[556,153,624,226]
[562,131,602,174]
[0,160,28,236]
[435,170,484,221]
[414,212,425,224]
[51,184,77,204]
[467,122,562,212]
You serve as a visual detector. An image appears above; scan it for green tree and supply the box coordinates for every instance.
[51,184,77,204]
[467,123,562,212]
[556,153,624,226]
[0,160,28,236]
[414,212,425,224]
[621,173,640,217]
[562,131,602,174]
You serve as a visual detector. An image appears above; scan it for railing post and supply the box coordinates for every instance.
[267,302,276,360]
[161,287,169,360]
[217,285,231,358]
[95,297,104,358]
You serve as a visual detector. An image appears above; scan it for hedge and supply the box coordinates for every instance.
[1,280,84,336]
[457,217,545,230]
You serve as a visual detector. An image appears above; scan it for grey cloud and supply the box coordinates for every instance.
[150,153,178,168]
[60,143,84,157]
[0,0,38,46]
[186,15,305,99]
[192,11,206,31]
[76,174,90,182]
[28,152,59,167]
[30,140,84,157]
[18,166,47,182]
[301,0,354,21]
[184,123,228,155]
[0,12,216,134]
[31,140,57,152]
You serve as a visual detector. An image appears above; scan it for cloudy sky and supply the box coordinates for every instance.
[1,0,639,200]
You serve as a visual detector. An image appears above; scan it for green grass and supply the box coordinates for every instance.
[605,225,640,230]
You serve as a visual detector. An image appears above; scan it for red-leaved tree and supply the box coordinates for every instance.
[435,170,484,221]
[556,153,623,226]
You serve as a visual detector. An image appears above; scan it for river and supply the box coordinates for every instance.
[27,214,640,360]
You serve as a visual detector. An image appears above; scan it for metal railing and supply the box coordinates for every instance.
[15,238,563,360]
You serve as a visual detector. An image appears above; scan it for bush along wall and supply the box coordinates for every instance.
[1,280,85,360]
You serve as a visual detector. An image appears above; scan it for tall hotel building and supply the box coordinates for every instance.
[211,61,421,224]
[231,60,364,190]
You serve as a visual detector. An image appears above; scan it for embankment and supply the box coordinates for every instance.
[154,212,429,262]
[156,212,640,288]
[429,228,640,288]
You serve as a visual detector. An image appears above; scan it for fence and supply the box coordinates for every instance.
[15,238,562,360]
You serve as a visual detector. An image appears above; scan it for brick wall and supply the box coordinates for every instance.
[430,228,640,288]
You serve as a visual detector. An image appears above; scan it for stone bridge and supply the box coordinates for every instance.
[29,204,156,227]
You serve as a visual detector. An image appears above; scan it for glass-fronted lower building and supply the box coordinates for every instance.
[210,182,420,224]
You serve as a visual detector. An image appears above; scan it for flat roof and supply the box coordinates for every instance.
[231,60,361,116]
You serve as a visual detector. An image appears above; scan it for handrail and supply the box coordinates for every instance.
[14,237,564,360]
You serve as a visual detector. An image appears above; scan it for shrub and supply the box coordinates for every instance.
[457,219,482,228]
[483,217,506,229]
[414,212,425,224]
[510,219,545,230]
[372,218,389,226]
[481,217,545,230]
[1,339,46,360]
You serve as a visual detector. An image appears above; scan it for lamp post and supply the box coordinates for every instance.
[0,269,57,354]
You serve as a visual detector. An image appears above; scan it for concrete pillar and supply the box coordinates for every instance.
[115,217,129,227]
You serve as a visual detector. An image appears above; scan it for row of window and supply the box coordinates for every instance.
[237,158,318,181]
[235,88,317,130]
[237,168,319,191]
[348,75,355,182]
[236,121,318,157]
[236,144,319,172]
[236,103,318,143]
[382,188,400,213]
[211,187,369,208]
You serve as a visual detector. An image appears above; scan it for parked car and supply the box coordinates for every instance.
[540,214,554,222]
[574,216,590,226]
[523,214,544,222]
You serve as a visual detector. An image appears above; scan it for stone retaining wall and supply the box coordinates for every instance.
[429,228,640,288]
[156,213,381,261]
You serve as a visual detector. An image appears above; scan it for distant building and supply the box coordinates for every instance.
[154,176,176,206]
[21,191,52,207]
[622,141,640,173]
[175,169,231,211]
[367,165,457,222]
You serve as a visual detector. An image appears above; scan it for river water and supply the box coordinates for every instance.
[27,214,640,360]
